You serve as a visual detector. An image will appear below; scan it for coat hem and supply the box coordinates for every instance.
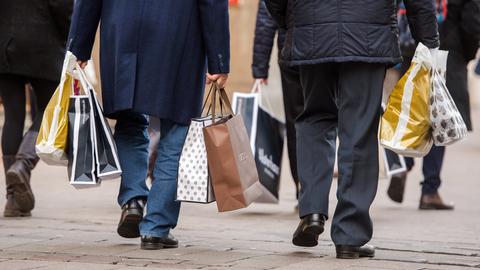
[279,56,402,67]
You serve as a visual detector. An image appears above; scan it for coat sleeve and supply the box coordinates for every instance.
[67,0,102,61]
[403,0,440,48]
[47,0,74,41]
[252,0,278,79]
[265,0,287,29]
[198,0,230,74]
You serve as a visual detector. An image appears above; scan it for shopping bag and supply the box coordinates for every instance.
[36,52,77,165]
[76,67,122,180]
[382,148,407,177]
[67,94,99,187]
[380,43,433,157]
[203,84,263,212]
[177,116,216,203]
[232,81,285,203]
[430,50,468,146]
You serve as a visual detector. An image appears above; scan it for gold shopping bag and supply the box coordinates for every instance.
[380,43,433,157]
[36,52,76,165]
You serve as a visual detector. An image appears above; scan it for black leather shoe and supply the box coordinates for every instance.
[117,198,145,238]
[141,234,179,250]
[336,244,375,259]
[292,214,325,247]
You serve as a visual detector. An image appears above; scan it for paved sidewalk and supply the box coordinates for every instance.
[0,106,479,270]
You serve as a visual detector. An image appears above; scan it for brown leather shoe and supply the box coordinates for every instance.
[419,192,454,210]
[3,156,31,217]
[387,172,407,203]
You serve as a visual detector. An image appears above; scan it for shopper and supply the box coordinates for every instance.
[68,0,230,250]
[266,0,439,259]
[0,0,73,217]
[252,0,302,202]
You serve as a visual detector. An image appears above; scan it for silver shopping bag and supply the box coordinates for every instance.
[176,116,215,204]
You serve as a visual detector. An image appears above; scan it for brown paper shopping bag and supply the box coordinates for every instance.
[203,85,263,212]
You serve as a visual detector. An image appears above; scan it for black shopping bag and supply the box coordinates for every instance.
[89,89,122,180]
[382,148,407,177]
[232,90,285,203]
[67,95,99,187]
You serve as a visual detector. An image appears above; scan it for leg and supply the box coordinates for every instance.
[296,63,338,219]
[332,62,386,246]
[140,119,188,237]
[0,74,30,217]
[280,66,304,199]
[0,75,26,156]
[114,111,150,206]
[421,146,445,195]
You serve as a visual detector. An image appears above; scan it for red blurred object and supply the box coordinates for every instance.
[229,0,239,6]
[74,79,80,95]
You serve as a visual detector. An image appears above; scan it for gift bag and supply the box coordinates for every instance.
[430,50,468,146]
[67,94,99,187]
[232,81,285,203]
[204,84,263,212]
[177,116,216,203]
[36,52,77,165]
[380,43,433,157]
[76,68,122,180]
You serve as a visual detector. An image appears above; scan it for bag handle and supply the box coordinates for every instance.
[211,83,234,124]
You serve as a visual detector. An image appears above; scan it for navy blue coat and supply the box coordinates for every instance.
[266,0,440,67]
[68,0,230,124]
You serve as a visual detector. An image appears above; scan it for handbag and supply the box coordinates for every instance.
[203,84,263,212]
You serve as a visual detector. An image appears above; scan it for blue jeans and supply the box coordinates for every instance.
[405,145,445,195]
[114,111,188,237]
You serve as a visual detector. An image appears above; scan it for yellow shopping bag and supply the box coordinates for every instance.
[380,43,433,157]
[36,52,76,165]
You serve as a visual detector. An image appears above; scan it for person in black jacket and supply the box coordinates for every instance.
[388,0,480,210]
[0,0,73,217]
[266,0,439,259]
[252,0,302,202]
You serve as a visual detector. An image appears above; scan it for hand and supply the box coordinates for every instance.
[206,73,228,88]
[258,78,268,85]
[77,60,88,69]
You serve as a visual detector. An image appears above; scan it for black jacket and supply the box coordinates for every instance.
[252,0,286,78]
[0,0,73,81]
[265,0,440,66]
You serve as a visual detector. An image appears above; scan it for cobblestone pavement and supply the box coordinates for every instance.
[0,105,478,269]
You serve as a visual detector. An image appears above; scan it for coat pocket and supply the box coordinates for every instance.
[0,37,13,70]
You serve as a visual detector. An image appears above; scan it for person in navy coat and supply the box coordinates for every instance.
[68,0,230,250]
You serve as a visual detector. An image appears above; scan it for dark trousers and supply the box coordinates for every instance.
[405,145,445,195]
[280,66,303,198]
[296,62,386,246]
[0,74,57,156]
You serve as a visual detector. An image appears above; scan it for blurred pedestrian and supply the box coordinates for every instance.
[0,0,73,217]
[388,0,480,210]
[252,0,302,204]
[266,0,439,259]
[68,0,230,250]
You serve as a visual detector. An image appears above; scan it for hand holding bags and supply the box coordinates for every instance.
[203,84,263,212]
[380,43,434,157]
[381,43,468,157]
[36,52,77,165]
[68,65,122,187]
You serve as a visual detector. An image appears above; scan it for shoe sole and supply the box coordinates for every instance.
[140,242,178,250]
[6,171,35,212]
[117,214,142,238]
[3,209,31,217]
[336,251,360,259]
[292,224,324,247]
